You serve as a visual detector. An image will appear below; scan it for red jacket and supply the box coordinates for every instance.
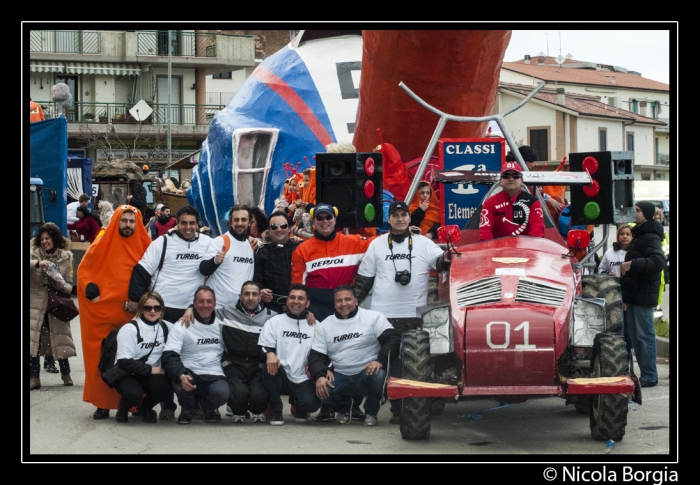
[68,216,101,243]
[479,189,545,240]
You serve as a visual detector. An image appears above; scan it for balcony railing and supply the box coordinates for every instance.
[36,101,224,126]
[656,153,669,166]
[30,30,100,54]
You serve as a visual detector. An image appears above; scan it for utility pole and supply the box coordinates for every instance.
[168,30,172,167]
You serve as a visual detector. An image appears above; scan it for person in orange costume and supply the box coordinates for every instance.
[409,181,441,240]
[30,97,45,122]
[300,168,316,207]
[77,204,152,420]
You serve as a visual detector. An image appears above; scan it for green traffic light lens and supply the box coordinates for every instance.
[364,203,376,222]
[583,201,601,221]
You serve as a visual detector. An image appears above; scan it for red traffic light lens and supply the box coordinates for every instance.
[364,157,375,177]
[582,179,600,197]
[582,156,598,175]
[364,180,375,199]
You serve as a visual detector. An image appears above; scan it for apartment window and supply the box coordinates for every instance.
[213,72,232,79]
[599,128,607,151]
[608,97,617,108]
[656,173,666,181]
[641,173,651,181]
[639,102,647,117]
[651,101,659,119]
[529,129,548,161]
[627,133,635,160]
[629,99,638,114]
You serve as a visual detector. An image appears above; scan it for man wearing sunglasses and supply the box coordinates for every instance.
[479,161,545,241]
[254,211,300,314]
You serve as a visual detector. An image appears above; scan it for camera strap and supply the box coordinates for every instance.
[388,232,412,277]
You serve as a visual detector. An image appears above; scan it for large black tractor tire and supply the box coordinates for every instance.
[581,274,624,334]
[589,333,629,441]
[400,329,433,440]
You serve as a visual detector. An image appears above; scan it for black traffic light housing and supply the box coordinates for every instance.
[316,152,383,228]
[569,151,635,225]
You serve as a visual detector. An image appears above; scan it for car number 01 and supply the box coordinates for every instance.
[486,321,537,349]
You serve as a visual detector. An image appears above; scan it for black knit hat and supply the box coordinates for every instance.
[636,201,656,223]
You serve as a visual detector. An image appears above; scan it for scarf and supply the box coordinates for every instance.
[37,246,62,290]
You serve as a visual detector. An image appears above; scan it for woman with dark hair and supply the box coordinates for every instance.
[409,181,441,240]
[249,206,269,243]
[67,206,102,243]
[113,291,173,423]
[29,223,77,390]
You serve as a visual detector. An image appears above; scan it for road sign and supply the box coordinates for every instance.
[439,138,505,228]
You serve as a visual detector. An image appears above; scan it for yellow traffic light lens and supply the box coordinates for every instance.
[584,201,601,220]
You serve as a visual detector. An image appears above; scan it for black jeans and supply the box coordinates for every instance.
[224,359,268,415]
[172,373,228,413]
[116,374,172,411]
[262,366,320,415]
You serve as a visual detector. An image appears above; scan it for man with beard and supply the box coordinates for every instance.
[78,205,152,420]
[149,204,176,240]
[200,205,255,309]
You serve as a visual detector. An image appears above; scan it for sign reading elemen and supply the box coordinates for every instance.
[439,138,505,228]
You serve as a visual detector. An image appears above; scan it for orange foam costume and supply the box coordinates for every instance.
[77,204,152,410]
[409,182,441,237]
[30,100,45,122]
[300,168,317,205]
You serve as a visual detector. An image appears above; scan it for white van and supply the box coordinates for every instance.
[634,181,669,225]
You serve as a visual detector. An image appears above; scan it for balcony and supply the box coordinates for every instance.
[656,153,669,166]
[29,30,255,69]
[36,100,224,126]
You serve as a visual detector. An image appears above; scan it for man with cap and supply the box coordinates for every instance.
[507,145,565,221]
[354,200,452,424]
[479,161,545,241]
[291,202,375,422]
[619,201,666,388]
[151,204,176,240]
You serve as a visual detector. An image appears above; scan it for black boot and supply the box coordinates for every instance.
[44,357,59,374]
[115,403,129,423]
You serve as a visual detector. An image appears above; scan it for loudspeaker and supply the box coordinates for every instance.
[569,151,635,225]
[316,152,383,228]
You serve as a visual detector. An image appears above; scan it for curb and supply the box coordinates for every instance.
[656,336,669,358]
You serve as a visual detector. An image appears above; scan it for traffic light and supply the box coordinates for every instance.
[569,151,635,225]
[316,152,383,228]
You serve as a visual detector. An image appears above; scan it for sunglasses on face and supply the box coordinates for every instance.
[270,223,289,230]
[143,305,162,313]
[315,214,334,221]
[501,173,522,179]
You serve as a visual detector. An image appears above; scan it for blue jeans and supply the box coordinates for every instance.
[321,369,386,416]
[625,304,658,383]
[262,366,320,415]
[172,374,229,413]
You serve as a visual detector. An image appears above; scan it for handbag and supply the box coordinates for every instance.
[101,364,131,388]
[47,288,80,322]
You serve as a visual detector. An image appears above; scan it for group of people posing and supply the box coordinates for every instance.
[66,197,451,427]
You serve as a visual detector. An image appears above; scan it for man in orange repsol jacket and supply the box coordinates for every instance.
[291,203,373,322]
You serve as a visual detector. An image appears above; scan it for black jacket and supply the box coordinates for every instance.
[253,239,300,313]
[620,220,665,307]
[220,301,274,364]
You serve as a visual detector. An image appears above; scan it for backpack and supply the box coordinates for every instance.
[98,320,169,376]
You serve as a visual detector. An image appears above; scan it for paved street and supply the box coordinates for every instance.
[26,290,674,461]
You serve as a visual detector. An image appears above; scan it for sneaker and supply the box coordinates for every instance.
[315,408,335,423]
[294,411,309,423]
[159,408,175,420]
[140,407,158,424]
[251,413,266,423]
[389,412,401,425]
[336,412,351,425]
[364,414,378,426]
[351,408,366,421]
[178,410,193,425]
[640,379,658,388]
[231,415,246,423]
[93,408,110,420]
[226,405,233,417]
[44,361,59,374]
[270,411,284,426]
[203,409,221,423]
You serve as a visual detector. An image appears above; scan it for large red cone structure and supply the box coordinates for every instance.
[353,30,512,163]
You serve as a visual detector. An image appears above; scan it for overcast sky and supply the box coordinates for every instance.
[504,29,672,85]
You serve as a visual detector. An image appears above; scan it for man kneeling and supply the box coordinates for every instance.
[259,283,321,425]
[308,286,399,426]
[162,286,228,424]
